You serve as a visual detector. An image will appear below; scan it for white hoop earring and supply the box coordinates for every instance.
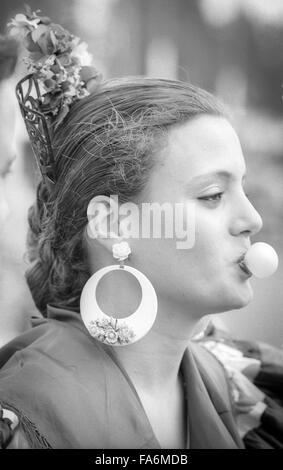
[80,241,158,346]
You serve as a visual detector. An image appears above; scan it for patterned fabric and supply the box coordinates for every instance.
[0,305,244,449]
[0,402,51,449]
[0,405,19,448]
[195,323,283,449]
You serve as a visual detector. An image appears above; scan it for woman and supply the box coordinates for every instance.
[0,11,263,449]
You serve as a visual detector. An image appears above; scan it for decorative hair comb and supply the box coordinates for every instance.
[9,6,102,189]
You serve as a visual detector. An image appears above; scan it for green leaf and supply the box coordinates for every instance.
[50,29,58,48]
[54,103,70,130]
[23,32,42,53]
[24,4,33,18]
[31,24,48,42]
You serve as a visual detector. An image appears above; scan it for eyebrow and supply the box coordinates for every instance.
[187,170,246,187]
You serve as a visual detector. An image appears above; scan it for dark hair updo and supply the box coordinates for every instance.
[26,77,226,316]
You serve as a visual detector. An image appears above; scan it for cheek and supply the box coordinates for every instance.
[192,210,226,273]
[132,207,227,287]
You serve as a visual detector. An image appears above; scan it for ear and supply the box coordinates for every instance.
[86,195,129,253]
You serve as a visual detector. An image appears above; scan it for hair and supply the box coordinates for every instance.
[0,35,18,82]
[25,77,226,316]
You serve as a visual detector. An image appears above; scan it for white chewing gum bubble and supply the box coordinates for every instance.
[244,242,279,279]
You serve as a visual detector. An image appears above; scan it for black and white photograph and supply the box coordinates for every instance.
[0,0,282,454]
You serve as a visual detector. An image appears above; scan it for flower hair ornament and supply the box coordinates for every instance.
[8,5,102,189]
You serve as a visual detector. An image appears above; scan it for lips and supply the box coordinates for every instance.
[237,254,252,276]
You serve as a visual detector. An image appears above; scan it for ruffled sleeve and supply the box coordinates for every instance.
[5,427,31,449]
[0,403,51,449]
[0,404,41,448]
[0,404,21,448]
[195,324,283,449]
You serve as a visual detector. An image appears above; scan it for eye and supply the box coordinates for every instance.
[198,192,224,202]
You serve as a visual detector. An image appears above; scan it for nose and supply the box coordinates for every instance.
[229,193,263,237]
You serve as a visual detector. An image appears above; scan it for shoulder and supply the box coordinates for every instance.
[0,314,96,368]
[189,341,234,412]
[0,319,108,448]
[0,315,107,390]
[189,340,227,378]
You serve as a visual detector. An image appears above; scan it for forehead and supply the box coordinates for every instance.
[165,115,246,178]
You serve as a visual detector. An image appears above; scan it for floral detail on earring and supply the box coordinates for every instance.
[112,242,131,261]
[88,317,135,345]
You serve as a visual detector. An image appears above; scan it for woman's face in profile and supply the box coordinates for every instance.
[134,115,263,317]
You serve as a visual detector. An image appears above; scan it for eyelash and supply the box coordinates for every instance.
[198,192,223,202]
[199,190,250,203]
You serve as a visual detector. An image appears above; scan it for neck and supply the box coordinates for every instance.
[101,294,200,394]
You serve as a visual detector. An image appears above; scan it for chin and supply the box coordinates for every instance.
[231,286,254,310]
[212,281,254,313]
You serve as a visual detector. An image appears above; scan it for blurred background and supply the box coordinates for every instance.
[0,0,282,346]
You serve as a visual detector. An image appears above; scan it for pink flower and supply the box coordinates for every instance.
[118,325,135,343]
[112,242,131,261]
[96,333,106,342]
[79,66,102,93]
[57,53,72,68]
[9,13,41,31]
[36,30,57,56]
[89,324,98,336]
[105,330,119,344]
[43,78,57,92]
[23,33,42,53]
[9,7,103,130]
[71,41,93,66]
